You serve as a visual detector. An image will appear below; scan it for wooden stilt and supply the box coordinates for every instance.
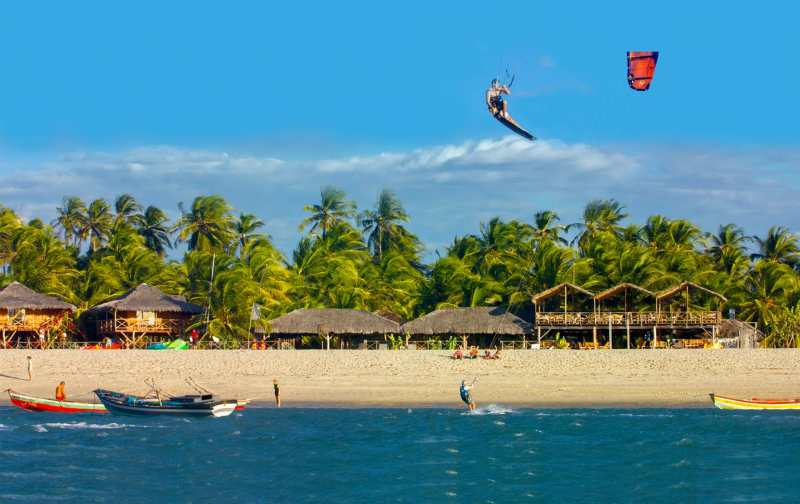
[626,318,630,350]
[537,327,541,347]
[593,326,597,349]
[608,318,612,349]
[653,325,657,350]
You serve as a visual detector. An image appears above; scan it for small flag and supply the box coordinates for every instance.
[250,303,262,321]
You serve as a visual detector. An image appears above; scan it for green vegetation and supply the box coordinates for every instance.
[3,191,799,346]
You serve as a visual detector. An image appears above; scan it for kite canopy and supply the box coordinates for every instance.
[627,52,659,91]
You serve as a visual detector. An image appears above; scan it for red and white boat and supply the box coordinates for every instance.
[7,389,108,413]
[710,393,800,410]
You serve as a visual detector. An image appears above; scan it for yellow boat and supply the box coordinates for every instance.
[710,393,800,410]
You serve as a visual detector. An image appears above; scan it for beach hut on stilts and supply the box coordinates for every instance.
[401,307,532,349]
[89,283,203,348]
[594,283,656,349]
[0,282,77,348]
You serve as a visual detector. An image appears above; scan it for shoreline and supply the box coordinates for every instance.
[2,349,798,410]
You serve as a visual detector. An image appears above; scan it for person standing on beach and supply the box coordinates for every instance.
[56,381,66,401]
[38,329,46,349]
[27,356,32,381]
[274,379,281,408]
[460,380,475,411]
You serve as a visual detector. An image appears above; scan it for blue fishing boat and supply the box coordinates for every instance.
[94,388,238,418]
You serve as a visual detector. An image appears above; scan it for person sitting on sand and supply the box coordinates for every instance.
[56,381,66,401]
[493,348,502,360]
[460,380,476,411]
[483,349,492,360]
[453,348,463,360]
[469,347,478,359]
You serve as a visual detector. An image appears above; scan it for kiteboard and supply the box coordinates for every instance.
[494,114,536,141]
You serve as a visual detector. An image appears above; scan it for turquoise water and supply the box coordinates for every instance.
[0,405,795,503]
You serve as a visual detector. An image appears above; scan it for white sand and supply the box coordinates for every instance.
[2,349,799,408]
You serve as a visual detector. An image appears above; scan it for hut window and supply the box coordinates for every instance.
[136,311,156,325]
[8,308,25,321]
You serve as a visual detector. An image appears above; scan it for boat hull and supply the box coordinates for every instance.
[8,389,107,413]
[711,394,800,410]
[95,390,237,418]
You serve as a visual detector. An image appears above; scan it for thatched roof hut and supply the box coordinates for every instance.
[595,283,655,312]
[402,307,532,335]
[255,308,401,335]
[531,283,593,303]
[594,283,654,301]
[88,283,204,314]
[373,309,408,325]
[0,282,76,312]
[656,282,726,302]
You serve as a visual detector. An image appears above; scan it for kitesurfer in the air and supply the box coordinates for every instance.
[486,79,521,128]
[460,379,476,411]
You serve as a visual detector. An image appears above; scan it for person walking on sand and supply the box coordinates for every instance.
[460,379,476,411]
[56,381,66,401]
[274,379,281,408]
[27,356,32,381]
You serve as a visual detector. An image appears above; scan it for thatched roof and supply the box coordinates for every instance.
[373,309,408,325]
[0,282,76,312]
[594,283,655,301]
[531,283,594,303]
[88,283,204,314]
[256,308,401,335]
[402,307,532,335]
[656,282,727,302]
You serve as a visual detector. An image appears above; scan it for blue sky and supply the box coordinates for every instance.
[0,1,798,259]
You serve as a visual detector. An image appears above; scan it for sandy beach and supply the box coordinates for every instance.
[2,349,799,408]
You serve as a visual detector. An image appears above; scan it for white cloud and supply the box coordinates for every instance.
[0,137,798,258]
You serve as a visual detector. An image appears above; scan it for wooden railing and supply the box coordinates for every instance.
[0,314,63,331]
[97,318,192,334]
[536,311,719,326]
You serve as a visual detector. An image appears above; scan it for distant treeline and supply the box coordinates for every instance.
[2,187,799,346]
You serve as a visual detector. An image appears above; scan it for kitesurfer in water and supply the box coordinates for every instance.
[486,79,521,128]
[460,380,476,411]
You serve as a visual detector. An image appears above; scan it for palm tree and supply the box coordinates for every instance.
[358,189,412,261]
[706,223,752,261]
[135,205,175,257]
[52,196,87,248]
[232,211,267,256]
[572,199,629,252]
[751,226,800,267]
[175,195,237,253]
[729,261,797,335]
[298,185,358,235]
[113,194,143,230]
[531,210,572,247]
[80,199,114,253]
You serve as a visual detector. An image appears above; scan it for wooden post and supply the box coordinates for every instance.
[653,325,657,350]
[537,326,541,347]
[593,325,597,349]
[608,318,612,349]
[626,318,630,350]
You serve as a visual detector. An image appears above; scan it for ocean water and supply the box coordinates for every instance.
[0,404,796,503]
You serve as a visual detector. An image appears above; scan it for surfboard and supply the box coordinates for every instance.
[494,115,536,141]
